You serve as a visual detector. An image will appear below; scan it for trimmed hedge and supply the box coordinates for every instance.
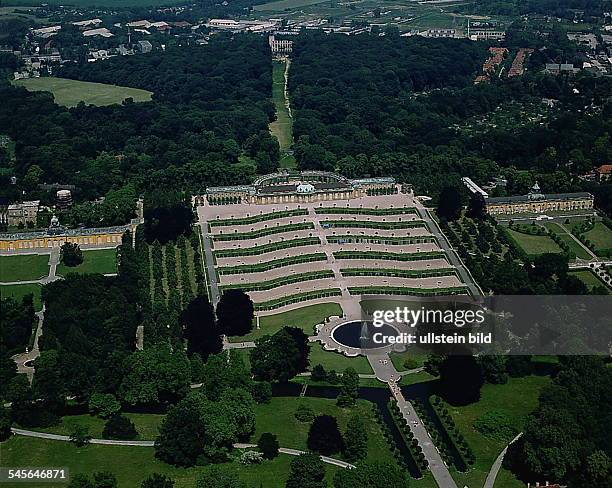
[253,288,342,311]
[347,286,468,296]
[209,209,308,227]
[321,220,428,230]
[212,222,314,241]
[214,237,320,258]
[220,270,334,292]
[340,268,458,279]
[430,395,475,469]
[327,235,437,246]
[217,253,327,275]
[334,251,446,261]
[315,207,418,216]
[387,400,428,474]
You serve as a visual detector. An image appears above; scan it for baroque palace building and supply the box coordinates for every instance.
[485,183,594,216]
[193,170,401,206]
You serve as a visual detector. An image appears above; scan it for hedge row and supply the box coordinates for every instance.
[212,222,314,241]
[253,288,342,311]
[327,235,436,246]
[430,395,475,469]
[315,207,418,216]
[387,400,429,474]
[371,403,424,478]
[411,399,457,469]
[220,270,334,292]
[347,286,469,297]
[340,268,458,279]
[333,251,446,262]
[214,237,320,258]
[217,253,327,275]
[209,209,308,227]
[321,220,427,230]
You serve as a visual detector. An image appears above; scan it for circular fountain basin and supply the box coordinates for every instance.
[331,320,399,350]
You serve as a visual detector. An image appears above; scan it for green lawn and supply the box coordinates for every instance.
[230,302,342,342]
[56,248,117,277]
[309,342,373,375]
[12,78,152,108]
[507,229,562,256]
[0,283,43,310]
[270,60,293,154]
[584,222,612,252]
[447,375,550,488]
[253,396,397,466]
[21,413,163,440]
[544,223,593,259]
[569,270,609,293]
[398,370,437,387]
[0,254,49,282]
[389,350,428,372]
[0,436,339,488]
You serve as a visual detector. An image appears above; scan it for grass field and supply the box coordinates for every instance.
[309,342,373,375]
[56,248,117,277]
[544,223,593,260]
[584,222,612,252]
[230,302,342,342]
[269,60,294,156]
[254,0,328,11]
[254,396,396,465]
[0,283,43,310]
[19,413,163,440]
[399,370,437,387]
[506,229,562,257]
[12,78,152,108]
[0,254,49,282]
[447,375,550,488]
[0,436,340,488]
[569,270,609,292]
[389,350,428,372]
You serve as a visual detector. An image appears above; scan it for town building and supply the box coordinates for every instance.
[485,183,594,216]
[461,177,489,198]
[269,35,293,54]
[5,201,40,227]
[469,29,506,41]
[194,171,399,206]
[595,164,612,182]
[56,190,73,210]
[138,40,152,53]
[83,28,114,38]
[0,225,128,251]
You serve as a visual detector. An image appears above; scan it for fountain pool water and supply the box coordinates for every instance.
[331,320,399,349]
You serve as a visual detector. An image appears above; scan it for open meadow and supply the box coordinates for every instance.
[12,78,152,108]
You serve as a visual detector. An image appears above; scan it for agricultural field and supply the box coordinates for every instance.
[0,253,49,282]
[56,248,117,277]
[12,78,152,108]
[0,283,43,310]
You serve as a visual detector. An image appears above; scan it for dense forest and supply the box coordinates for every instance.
[0,35,277,212]
[466,0,612,19]
[289,33,612,201]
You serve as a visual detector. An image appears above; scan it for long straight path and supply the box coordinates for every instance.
[415,204,484,298]
[198,219,220,305]
[11,429,354,468]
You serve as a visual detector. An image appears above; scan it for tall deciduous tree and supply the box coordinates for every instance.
[216,289,254,337]
[307,415,344,456]
[343,414,368,462]
[181,295,222,360]
[437,186,462,221]
[251,327,310,383]
[286,452,326,488]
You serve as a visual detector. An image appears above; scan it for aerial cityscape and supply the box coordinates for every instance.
[0,0,611,487]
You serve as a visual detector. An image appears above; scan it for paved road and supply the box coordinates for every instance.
[416,205,484,298]
[198,218,220,305]
[391,387,459,488]
[11,429,354,468]
[483,433,522,488]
